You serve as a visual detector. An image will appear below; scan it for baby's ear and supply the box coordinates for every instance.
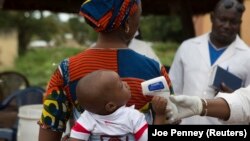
[105,102,117,113]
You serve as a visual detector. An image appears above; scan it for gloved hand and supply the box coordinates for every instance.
[166,95,203,123]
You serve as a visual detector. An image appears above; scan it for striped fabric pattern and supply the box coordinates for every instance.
[79,0,139,32]
[39,48,173,132]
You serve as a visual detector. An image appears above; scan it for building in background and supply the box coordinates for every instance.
[0,30,18,69]
[193,0,250,46]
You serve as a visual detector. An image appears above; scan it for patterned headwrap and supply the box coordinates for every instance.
[79,0,140,32]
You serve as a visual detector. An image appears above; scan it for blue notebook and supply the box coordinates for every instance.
[209,65,242,91]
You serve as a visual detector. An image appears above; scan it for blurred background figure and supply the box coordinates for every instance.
[128,29,161,63]
[169,0,250,125]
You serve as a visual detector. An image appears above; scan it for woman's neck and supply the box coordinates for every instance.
[93,32,129,49]
[94,41,128,49]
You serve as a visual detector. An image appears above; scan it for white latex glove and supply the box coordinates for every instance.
[167,95,203,122]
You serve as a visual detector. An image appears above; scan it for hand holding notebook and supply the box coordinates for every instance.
[209,65,242,91]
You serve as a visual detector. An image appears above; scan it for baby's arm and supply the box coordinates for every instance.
[151,96,168,124]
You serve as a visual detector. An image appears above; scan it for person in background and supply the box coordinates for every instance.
[169,0,250,124]
[129,29,161,63]
[167,84,250,124]
[69,70,167,141]
[38,0,174,141]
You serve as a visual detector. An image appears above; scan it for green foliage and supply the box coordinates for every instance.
[0,11,183,86]
[13,47,83,87]
[36,13,61,43]
[0,11,63,55]
[140,15,184,42]
[0,11,15,31]
[68,17,88,44]
[67,16,97,44]
[0,11,182,55]
[152,42,179,66]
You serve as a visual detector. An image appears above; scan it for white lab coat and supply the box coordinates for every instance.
[169,33,250,124]
[216,85,250,124]
[129,38,161,63]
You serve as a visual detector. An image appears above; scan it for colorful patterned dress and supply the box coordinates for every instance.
[38,48,174,132]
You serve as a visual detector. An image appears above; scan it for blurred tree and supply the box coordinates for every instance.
[36,13,61,46]
[67,16,97,45]
[140,15,184,43]
[0,11,60,55]
[0,10,184,54]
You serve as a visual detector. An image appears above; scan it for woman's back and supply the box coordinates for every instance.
[56,48,165,110]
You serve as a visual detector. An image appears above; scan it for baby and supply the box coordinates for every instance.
[69,70,167,141]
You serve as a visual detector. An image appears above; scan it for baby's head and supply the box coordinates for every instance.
[76,70,131,115]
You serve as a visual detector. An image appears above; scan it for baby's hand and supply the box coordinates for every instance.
[151,96,168,124]
[151,96,167,116]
